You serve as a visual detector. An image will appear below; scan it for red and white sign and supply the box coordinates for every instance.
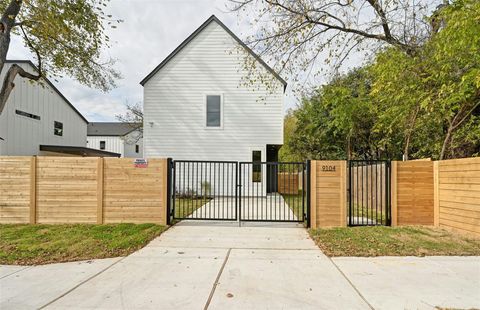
[134,158,148,168]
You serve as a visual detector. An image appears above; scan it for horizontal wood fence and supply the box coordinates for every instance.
[2,156,479,235]
[309,157,479,237]
[435,157,480,236]
[391,161,434,226]
[0,157,167,225]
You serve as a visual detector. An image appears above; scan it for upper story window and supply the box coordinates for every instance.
[54,121,63,136]
[100,141,106,150]
[135,144,139,153]
[206,95,222,128]
[16,109,40,120]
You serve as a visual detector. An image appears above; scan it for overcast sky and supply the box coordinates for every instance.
[7,0,304,122]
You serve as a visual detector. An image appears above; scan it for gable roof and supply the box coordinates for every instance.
[5,60,88,124]
[87,122,141,136]
[139,15,287,90]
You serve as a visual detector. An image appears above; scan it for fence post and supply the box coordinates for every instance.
[166,158,173,225]
[30,156,36,224]
[433,161,439,226]
[161,158,169,226]
[97,157,104,224]
[306,160,311,228]
[340,161,347,227]
[310,161,317,229]
[391,161,398,226]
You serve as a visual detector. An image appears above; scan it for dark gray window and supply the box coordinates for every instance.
[54,121,63,136]
[16,109,40,120]
[135,144,139,153]
[206,95,221,127]
[100,141,106,150]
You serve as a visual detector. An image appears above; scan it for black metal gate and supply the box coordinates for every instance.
[348,160,391,226]
[171,160,307,223]
[172,160,238,221]
[239,162,306,222]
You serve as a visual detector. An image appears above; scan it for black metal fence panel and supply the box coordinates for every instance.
[171,160,307,223]
[348,160,391,226]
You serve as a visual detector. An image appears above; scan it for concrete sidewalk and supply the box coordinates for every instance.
[1,222,479,309]
[334,256,480,310]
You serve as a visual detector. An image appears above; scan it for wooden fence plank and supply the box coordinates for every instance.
[391,161,398,226]
[30,156,36,224]
[310,161,317,229]
[97,158,104,224]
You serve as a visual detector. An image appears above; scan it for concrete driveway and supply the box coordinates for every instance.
[1,222,479,309]
[189,194,299,221]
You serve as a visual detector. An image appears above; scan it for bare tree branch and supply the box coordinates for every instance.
[229,0,436,91]
[116,102,144,143]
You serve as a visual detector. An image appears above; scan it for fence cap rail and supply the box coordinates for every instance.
[174,160,238,164]
[239,161,306,165]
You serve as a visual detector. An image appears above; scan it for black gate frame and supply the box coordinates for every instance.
[347,160,391,226]
[170,160,309,224]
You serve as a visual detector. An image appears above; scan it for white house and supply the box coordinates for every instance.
[0,60,119,157]
[87,122,143,158]
[140,15,286,165]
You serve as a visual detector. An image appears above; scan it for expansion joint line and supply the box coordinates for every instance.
[204,248,232,309]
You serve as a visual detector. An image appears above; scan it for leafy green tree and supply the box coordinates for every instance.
[289,94,346,160]
[278,109,302,161]
[0,0,121,114]
[284,0,479,161]
[286,68,399,160]
[371,0,480,159]
[425,0,480,159]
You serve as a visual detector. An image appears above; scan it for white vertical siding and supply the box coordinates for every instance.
[123,136,143,158]
[86,132,143,158]
[0,62,87,156]
[143,20,284,164]
[86,136,124,156]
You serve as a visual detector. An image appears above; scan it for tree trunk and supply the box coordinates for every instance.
[346,133,352,160]
[0,0,23,113]
[403,104,420,161]
[403,136,410,161]
[440,126,453,160]
[439,95,480,160]
[0,0,22,68]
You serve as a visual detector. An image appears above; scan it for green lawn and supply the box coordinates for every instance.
[309,226,480,257]
[349,204,388,225]
[173,197,211,219]
[282,191,306,221]
[0,223,167,265]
